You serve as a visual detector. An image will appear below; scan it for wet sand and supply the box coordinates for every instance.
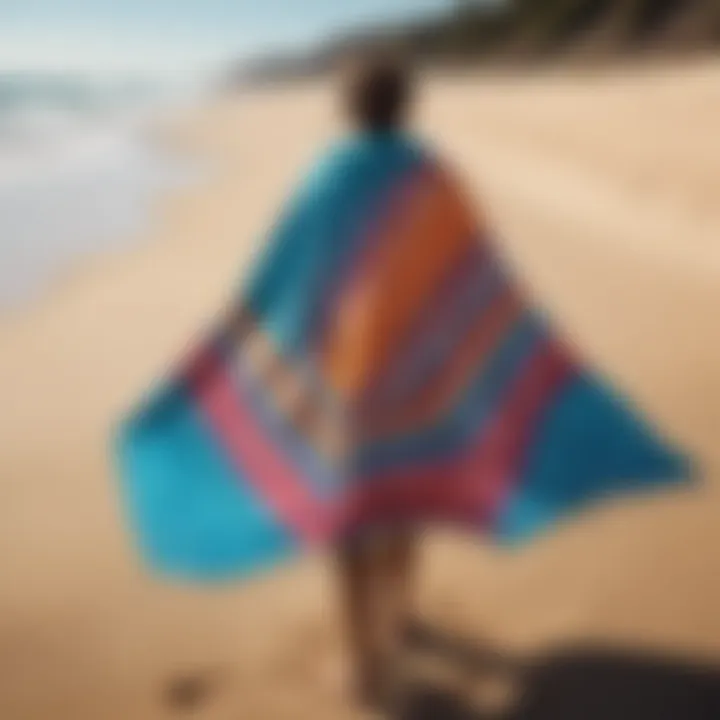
[1,61,719,719]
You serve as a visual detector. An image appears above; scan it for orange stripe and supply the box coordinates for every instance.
[324,168,475,400]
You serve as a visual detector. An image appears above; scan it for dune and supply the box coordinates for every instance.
[1,60,719,719]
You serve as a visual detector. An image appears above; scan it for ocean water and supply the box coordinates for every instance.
[0,74,203,309]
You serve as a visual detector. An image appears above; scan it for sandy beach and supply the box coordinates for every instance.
[1,61,719,719]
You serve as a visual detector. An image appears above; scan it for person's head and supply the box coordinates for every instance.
[342,52,415,133]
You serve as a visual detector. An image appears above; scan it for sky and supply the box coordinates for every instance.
[0,0,463,79]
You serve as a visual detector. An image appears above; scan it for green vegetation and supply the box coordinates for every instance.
[432,0,720,57]
[239,1,720,83]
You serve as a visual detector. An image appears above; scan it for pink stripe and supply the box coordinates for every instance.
[346,342,572,528]
[188,348,328,543]
[469,343,573,519]
[342,471,478,529]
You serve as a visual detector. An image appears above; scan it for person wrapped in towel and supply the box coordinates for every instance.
[117,54,692,709]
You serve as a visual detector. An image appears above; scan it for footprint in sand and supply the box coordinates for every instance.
[163,667,225,712]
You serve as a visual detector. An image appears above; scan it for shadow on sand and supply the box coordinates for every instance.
[398,623,720,720]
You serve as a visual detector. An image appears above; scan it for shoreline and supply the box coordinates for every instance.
[0,97,208,317]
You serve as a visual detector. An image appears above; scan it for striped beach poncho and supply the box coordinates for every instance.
[117,132,691,581]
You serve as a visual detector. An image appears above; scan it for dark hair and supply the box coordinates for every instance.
[345,54,413,132]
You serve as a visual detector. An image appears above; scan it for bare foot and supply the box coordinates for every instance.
[318,654,401,713]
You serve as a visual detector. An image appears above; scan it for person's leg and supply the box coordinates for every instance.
[382,530,419,641]
[336,530,419,707]
[336,538,383,704]
[370,529,419,700]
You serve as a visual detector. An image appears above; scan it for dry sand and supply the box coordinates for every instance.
[1,61,719,719]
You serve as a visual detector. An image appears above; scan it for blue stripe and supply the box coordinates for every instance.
[494,372,693,544]
[245,136,427,356]
[357,313,545,476]
[117,382,297,581]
